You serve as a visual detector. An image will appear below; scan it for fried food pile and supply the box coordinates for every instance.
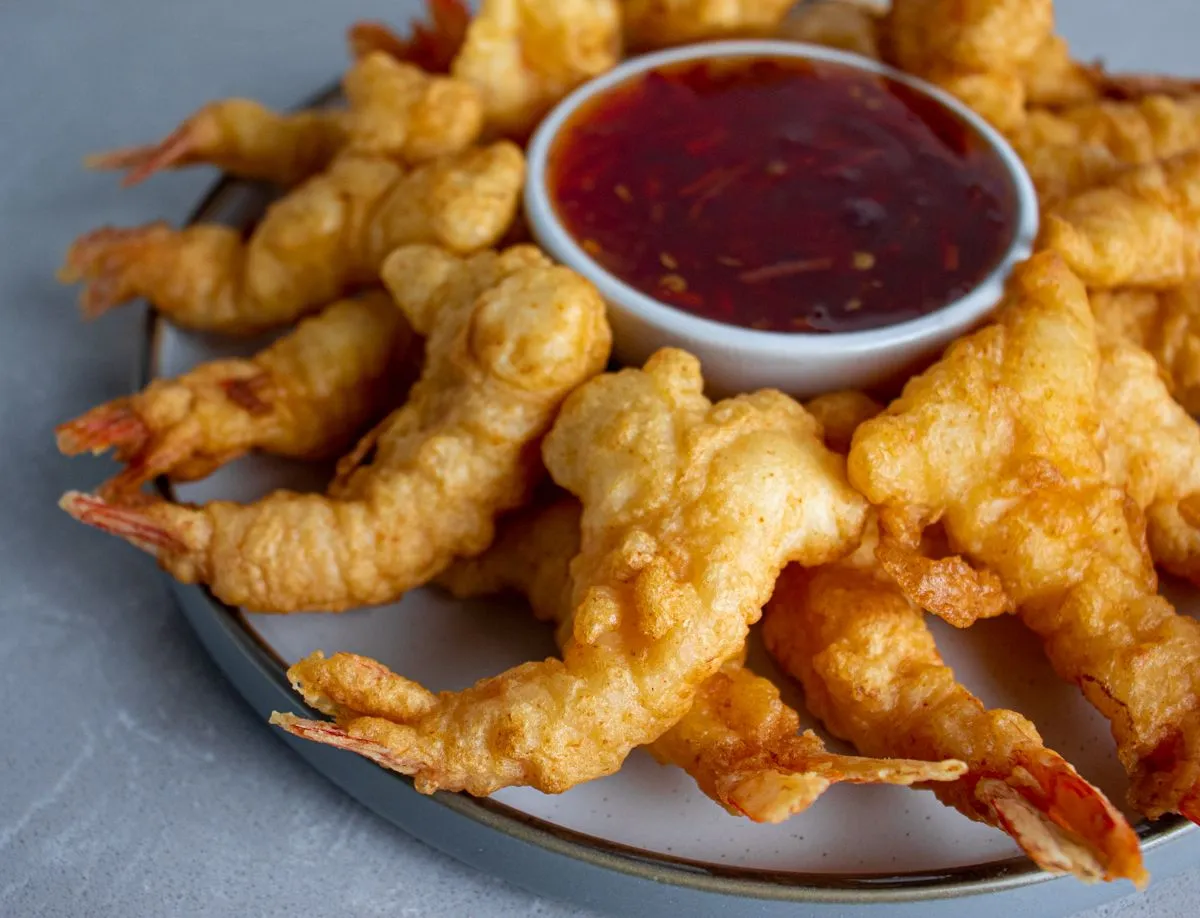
[55,0,1200,889]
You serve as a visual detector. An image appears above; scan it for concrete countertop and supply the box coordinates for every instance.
[2,1,1196,915]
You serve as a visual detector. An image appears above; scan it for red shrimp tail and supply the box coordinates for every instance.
[59,490,185,556]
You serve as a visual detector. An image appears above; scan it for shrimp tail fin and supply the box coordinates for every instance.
[59,490,187,557]
[977,750,1147,886]
[56,400,148,458]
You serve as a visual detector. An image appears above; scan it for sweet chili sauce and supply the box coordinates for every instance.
[547,56,1018,333]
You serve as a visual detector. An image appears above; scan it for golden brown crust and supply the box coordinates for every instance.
[1093,285,1200,415]
[271,349,868,795]
[762,540,1146,885]
[55,293,411,496]
[1042,150,1200,289]
[1097,336,1200,584]
[848,252,1200,822]
[440,497,963,819]
[622,0,795,49]
[453,0,621,137]
[61,246,612,613]
[60,143,525,333]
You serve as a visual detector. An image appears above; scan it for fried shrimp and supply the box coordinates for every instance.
[762,530,1147,885]
[1042,150,1200,289]
[881,0,1051,131]
[622,0,795,50]
[1092,285,1200,415]
[272,349,869,795]
[1019,34,1200,109]
[777,1,884,61]
[86,101,347,188]
[848,252,1200,822]
[439,498,964,820]
[62,245,611,612]
[88,53,483,187]
[451,0,621,138]
[885,0,1052,76]
[1097,337,1200,585]
[61,142,525,333]
[1012,95,1200,205]
[349,0,471,73]
[56,293,412,497]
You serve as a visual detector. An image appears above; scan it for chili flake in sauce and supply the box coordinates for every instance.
[547,56,1018,333]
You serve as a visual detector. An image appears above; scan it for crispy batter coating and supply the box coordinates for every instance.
[452,0,621,138]
[1092,285,1200,415]
[86,101,347,188]
[1018,35,1104,109]
[1098,337,1200,585]
[1042,150,1200,289]
[884,0,1052,76]
[88,53,483,187]
[1013,96,1200,204]
[56,293,412,497]
[622,0,795,50]
[1018,34,1200,109]
[804,390,884,455]
[349,0,471,73]
[62,245,611,612]
[929,68,1027,134]
[777,1,884,60]
[848,252,1200,822]
[272,349,869,795]
[881,0,1051,133]
[341,53,484,162]
[60,142,525,333]
[763,531,1146,885]
[439,498,963,819]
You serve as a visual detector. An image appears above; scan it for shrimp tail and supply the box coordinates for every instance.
[58,223,173,318]
[975,750,1148,886]
[55,400,149,459]
[85,121,204,187]
[59,491,188,556]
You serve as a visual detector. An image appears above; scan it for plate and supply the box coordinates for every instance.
[143,95,1197,917]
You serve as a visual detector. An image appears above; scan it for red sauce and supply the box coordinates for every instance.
[547,56,1018,333]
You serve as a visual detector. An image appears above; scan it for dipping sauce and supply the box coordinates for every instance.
[547,56,1019,333]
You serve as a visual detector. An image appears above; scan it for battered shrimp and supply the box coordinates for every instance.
[762,532,1147,885]
[1092,285,1200,415]
[848,252,1200,822]
[777,1,884,60]
[1012,95,1200,204]
[622,0,795,50]
[61,142,525,333]
[451,0,621,138]
[882,0,1052,132]
[1043,150,1200,289]
[438,499,964,820]
[349,0,471,73]
[86,101,347,188]
[56,293,412,497]
[272,349,870,795]
[1019,34,1200,109]
[1098,337,1200,585]
[89,53,483,186]
[62,245,612,612]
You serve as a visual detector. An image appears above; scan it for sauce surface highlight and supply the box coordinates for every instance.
[548,56,1019,333]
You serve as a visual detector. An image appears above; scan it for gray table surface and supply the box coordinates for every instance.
[3,1,1199,916]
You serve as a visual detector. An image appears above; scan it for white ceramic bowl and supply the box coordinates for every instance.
[525,40,1039,398]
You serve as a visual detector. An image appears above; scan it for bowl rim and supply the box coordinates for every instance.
[143,115,1192,909]
[524,39,1040,354]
